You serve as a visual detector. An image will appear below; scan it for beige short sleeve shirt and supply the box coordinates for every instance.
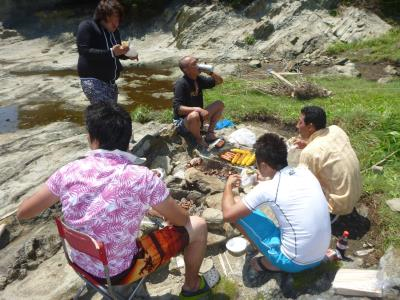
[299,125,362,215]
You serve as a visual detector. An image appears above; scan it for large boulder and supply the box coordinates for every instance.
[378,246,400,299]
[384,65,398,76]
[320,62,361,77]
[184,168,225,194]
[205,192,224,209]
[253,19,274,40]
[0,122,87,218]
[201,208,224,231]
[150,155,172,175]
[332,7,392,43]
[130,134,171,166]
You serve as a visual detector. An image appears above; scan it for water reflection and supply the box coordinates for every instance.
[6,66,175,132]
[0,105,18,133]
[19,102,83,129]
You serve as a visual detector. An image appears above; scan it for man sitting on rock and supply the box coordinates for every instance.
[222,133,331,273]
[294,106,362,218]
[17,103,211,299]
[173,55,224,149]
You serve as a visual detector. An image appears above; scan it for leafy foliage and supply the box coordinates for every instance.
[131,106,153,123]
[244,35,256,45]
[326,28,400,62]
[339,0,400,21]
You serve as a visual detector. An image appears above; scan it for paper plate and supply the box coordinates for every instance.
[226,237,248,256]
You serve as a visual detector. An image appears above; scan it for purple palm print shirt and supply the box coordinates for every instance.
[47,149,169,278]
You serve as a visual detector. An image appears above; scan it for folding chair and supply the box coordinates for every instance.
[55,217,145,300]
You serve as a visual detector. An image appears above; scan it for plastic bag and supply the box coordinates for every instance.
[228,128,256,148]
[215,119,234,130]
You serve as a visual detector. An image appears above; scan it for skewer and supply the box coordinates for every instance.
[218,254,228,276]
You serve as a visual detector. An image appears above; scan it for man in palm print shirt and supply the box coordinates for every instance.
[17,103,209,297]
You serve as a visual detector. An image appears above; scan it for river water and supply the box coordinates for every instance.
[0,66,174,133]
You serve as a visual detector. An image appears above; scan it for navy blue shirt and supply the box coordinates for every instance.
[173,75,216,119]
[77,19,127,83]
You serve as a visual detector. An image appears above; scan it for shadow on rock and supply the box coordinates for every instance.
[241,252,280,288]
[0,228,10,250]
[210,293,232,300]
[331,208,371,239]
[279,262,339,298]
[146,263,170,285]
[241,251,340,298]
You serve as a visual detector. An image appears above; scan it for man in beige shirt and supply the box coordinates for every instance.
[294,106,362,216]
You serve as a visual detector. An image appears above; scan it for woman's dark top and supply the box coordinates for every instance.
[77,19,127,83]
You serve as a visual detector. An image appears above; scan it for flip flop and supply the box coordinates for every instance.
[251,256,282,274]
[179,275,211,299]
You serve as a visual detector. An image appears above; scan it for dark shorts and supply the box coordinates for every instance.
[173,118,190,135]
[173,117,205,136]
[80,78,118,104]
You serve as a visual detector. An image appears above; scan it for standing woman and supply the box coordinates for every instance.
[77,0,138,104]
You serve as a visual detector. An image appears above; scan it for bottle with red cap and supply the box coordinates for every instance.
[336,230,349,259]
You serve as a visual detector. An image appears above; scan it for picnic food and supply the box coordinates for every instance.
[220,149,256,166]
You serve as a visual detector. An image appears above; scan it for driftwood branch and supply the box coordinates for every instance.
[277,72,303,76]
[269,70,295,88]
[361,149,400,173]
[0,209,17,221]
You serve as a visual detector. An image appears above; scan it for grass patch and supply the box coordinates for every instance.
[326,27,400,62]
[203,75,400,249]
[142,75,400,248]
[211,276,239,299]
[131,106,153,123]
[244,35,256,45]
[131,106,172,124]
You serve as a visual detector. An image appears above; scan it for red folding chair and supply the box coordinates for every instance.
[55,217,145,300]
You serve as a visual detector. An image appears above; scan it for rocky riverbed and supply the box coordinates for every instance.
[1,120,399,299]
[0,0,399,299]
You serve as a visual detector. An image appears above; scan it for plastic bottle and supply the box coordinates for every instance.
[336,230,349,259]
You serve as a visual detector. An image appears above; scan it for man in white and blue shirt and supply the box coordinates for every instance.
[222,133,331,273]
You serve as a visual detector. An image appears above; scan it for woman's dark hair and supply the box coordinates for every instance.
[94,0,124,22]
[301,106,326,130]
[254,133,288,171]
[85,102,132,151]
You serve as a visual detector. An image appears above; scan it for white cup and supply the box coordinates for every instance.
[125,42,138,57]
[241,168,257,187]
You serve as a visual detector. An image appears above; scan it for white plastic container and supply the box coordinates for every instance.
[226,237,248,256]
